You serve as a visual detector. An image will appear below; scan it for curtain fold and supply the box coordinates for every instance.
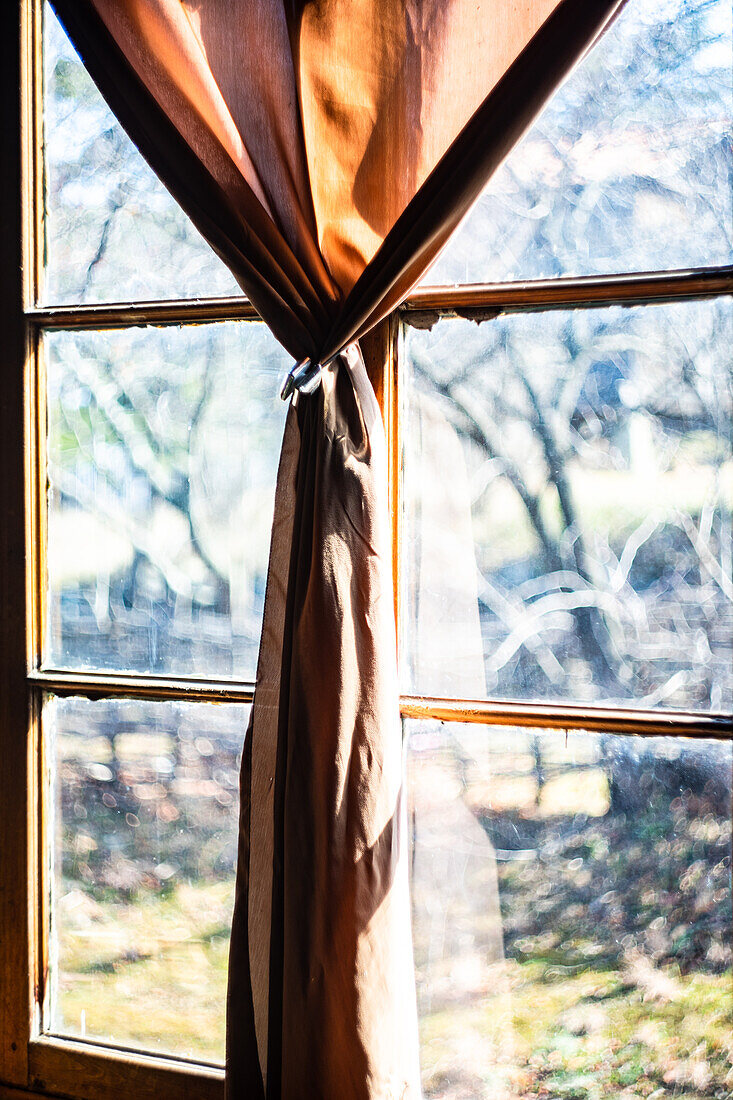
[50,1,624,1095]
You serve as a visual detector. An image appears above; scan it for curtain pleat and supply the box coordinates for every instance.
[50,1,625,1094]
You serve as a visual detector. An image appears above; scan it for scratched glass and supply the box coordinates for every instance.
[42,3,241,304]
[44,321,288,679]
[401,298,733,710]
[425,0,732,285]
[49,695,250,1061]
[407,720,732,1099]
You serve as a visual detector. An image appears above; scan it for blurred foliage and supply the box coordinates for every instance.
[409,728,732,1099]
[54,717,733,1092]
[43,5,241,302]
[53,698,246,895]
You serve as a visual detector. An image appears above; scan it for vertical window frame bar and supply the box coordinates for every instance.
[0,0,40,1088]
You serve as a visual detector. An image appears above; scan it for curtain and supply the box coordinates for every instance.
[51,1,624,1095]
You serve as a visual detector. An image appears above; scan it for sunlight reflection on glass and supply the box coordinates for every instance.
[407,721,733,1099]
[402,299,733,711]
[45,321,288,680]
[43,4,242,304]
[425,0,732,284]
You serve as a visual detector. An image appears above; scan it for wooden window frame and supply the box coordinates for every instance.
[0,1,731,1098]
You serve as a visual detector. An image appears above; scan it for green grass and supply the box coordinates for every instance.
[55,881,732,1094]
[54,775,733,1097]
[55,880,233,1062]
[418,960,732,1099]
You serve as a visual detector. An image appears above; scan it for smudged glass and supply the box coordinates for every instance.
[49,695,250,1062]
[44,321,288,680]
[43,4,242,304]
[401,298,733,710]
[424,0,733,285]
[407,720,733,1098]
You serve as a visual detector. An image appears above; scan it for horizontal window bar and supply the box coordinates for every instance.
[405,265,733,317]
[28,669,255,704]
[25,296,259,329]
[30,673,732,738]
[401,695,733,739]
[24,267,733,332]
[29,1036,223,1100]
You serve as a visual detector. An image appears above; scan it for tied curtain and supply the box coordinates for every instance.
[51,1,623,1095]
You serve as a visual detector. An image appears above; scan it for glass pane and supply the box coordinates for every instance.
[43,3,241,305]
[401,299,733,710]
[407,720,733,1099]
[424,0,732,285]
[49,695,249,1061]
[45,321,288,679]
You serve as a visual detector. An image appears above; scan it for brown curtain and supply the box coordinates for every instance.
[50,1,624,1096]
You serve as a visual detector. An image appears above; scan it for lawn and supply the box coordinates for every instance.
[53,731,732,1098]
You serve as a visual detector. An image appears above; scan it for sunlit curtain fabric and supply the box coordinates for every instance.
[51,1,623,1095]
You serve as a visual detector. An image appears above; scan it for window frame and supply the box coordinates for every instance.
[0,1,731,1098]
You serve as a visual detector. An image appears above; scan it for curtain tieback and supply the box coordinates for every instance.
[280,356,325,400]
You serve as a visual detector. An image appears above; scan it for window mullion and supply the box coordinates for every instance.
[26,298,260,332]
[400,695,733,740]
[27,669,256,705]
[404,264,733,317]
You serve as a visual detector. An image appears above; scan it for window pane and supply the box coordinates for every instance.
[401,299,733,710]
[49,695,249,1062]
[45,321,288,679]
[407,720,732,1098]
[43,4,241,305]
[424,0,732,285]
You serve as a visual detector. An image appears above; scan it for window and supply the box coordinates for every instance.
[0,2,730,1100]
[402,0,733,1094]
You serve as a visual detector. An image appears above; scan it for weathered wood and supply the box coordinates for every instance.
[406,265,733,317]
[28,1038,223,1100]
[26,297,258,330]
[0,0,37,1088]
[401,695,733,739]
[0,1086,61,1100]
[25,268,733,333]
[27,670,255,704]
